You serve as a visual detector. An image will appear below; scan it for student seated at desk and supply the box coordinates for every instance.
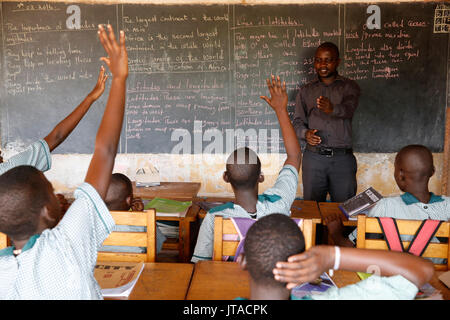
[325,144,450,248]
[0,24,127,299]
[191,75,302,263]
[238,214,434,300]
[101,173,166,254]
[0,65,108,177]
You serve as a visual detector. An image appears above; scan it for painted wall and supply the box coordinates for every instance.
[1,0,446,199]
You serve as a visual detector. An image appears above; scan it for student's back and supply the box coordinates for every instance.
[191,76,302,263]
[0,25,128,299]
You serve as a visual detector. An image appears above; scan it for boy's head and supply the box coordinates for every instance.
[394,144,435,192]
[104,173,133,211]
[314,42,340,80]
[242,214,305,291]
[223,147,263,191]
[0,166,61,241]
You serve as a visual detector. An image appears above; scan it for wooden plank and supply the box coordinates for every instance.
[213,216,223,261]
[97,252,147,262]
[102,232,147,247]
[110,211,148,226]
[365,218,449,237]
[364,239,448,259]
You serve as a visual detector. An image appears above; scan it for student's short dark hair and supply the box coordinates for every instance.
[225,147,261,190]
[0,166,52,239]
[317,42,340,58]
[105,173,133,210]
[244,214,305,288]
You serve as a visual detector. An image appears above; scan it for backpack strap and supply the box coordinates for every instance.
[376,217,405,252]
[406,220,442,257]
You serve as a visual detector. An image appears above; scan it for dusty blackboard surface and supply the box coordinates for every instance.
[1,1,448,154]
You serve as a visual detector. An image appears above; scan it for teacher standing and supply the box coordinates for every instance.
[293,42,360,202]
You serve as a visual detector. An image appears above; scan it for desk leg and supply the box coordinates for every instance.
[178,220,190,263]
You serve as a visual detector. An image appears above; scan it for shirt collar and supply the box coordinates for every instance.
[0,234,40,257]
[312,73,345,84]
[400,192,444,205]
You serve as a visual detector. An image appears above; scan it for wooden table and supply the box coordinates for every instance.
[185,261,450,300]
[318,202,356,227]
[133,182,201,262]
[195,197,321,222]
[158,203,201,263]
[102,263,194,300]
[186,260,250,300]
[133,181,201,201]
[193,197,322,247]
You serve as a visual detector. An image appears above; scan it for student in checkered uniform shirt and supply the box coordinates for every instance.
[192,75,302,263]
[0,24,127,300]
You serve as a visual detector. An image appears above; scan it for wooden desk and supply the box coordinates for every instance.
[195,197,322,223]
[185,261,450,300]
[318,202,356,227]
[194,198,322,247]
[133,182,201,201]
[133,182,201,262]
[186,260,250,300]
[102,262,194,300]
[157,203,201,262]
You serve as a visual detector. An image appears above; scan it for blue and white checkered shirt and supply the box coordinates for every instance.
[191,164,299,263]
[312,275,418,300]
[0,140,51,175]
[0,183,115,300]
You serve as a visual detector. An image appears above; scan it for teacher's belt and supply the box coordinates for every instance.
[306,145,353,157]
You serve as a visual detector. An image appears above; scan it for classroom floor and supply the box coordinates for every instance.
[156,248,179,263]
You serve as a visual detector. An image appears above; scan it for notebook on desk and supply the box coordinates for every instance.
[144,197,192,218]
[94,262,145,298]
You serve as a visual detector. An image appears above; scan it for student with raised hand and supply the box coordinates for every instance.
[272,244,434,299]
[0,24,128,300]
[325,144,450,248]
[0,66,108,176]
[191,75,301,263]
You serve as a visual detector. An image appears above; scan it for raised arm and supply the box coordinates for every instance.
[273,245,434,290]
[43,66,108,152]
[84,24,128,199]
[260,75,302,171]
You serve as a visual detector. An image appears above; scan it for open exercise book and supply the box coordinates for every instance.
[144,197,192,218]
[291,272,337,299]
[94,262,145,298]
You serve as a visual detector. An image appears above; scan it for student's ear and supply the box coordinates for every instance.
[258,173,264,183]
[223,171,230,183]
[126,195,132,207]
[430,166,435,177]
[40,205,58,229]
[237,253,247,270]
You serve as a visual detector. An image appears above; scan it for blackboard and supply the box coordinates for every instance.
[1,1,448,154]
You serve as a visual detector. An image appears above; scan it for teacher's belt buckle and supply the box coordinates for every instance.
[321,148,333,157]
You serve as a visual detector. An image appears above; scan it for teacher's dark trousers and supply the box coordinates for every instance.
[301,149,357,202]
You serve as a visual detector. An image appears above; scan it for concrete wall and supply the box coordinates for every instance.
[1,0,447,198]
